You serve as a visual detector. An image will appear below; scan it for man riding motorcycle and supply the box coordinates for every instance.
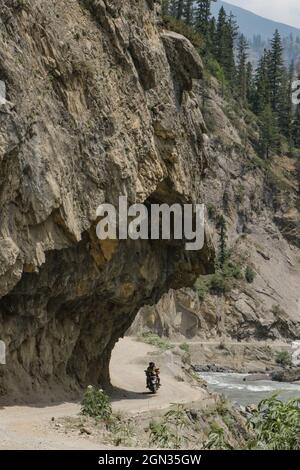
[146,362,161,391]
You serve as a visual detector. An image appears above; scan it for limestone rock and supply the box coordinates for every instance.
[0,0,214,397]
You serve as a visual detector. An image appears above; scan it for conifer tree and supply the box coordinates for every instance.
[215,6,227,61]
[292,107,300,148]
[195,1,215,39]
[292,83,300,148]
[237,34,249,102]
[207,16,216,53]
[183,0,194,25]
[269,30,285,114]
[215,8,238,84]
[259,104,280,159]
[246,61,255,104]
[175,0,184,20]
[216,215,228,269]
[278,67,293,145]
[253,49,271,114]
[225,13,238,84]
[163,1,297,158]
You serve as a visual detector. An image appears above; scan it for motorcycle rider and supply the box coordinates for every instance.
[146,362,161,389]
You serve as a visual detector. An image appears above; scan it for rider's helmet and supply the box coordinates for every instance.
[149,362,155,368]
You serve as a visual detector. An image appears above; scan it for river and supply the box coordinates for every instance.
[198,372,300,406]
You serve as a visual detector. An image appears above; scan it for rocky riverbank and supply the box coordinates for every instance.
[193,364,300,383]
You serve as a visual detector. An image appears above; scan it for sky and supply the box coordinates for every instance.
[224,0,300,28]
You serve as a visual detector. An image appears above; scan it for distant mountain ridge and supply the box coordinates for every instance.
[211,1,300,40]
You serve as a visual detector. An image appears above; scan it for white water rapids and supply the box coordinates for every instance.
[198,372,300,405]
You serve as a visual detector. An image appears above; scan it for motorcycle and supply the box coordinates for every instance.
[145,370,160,394]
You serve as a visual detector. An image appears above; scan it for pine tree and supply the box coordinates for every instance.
[215,8,238,84]
[292,105,300,148]
[175,0,184,20]
[292,81,300,148]
[278,66,293,145]
[207,16,216,53]
[246,61,254,104]
[215,6,227,61]
[269,30,285,114]
[253,49,271,114]
[259,104,280,159]
[169,0,177,17]
[195,1,215,39]
[183,0,194,25]
[236,34,249,102]
[216,216,228,268]
[224,13,238,84]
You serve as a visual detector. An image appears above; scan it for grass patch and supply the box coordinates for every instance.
[179,343,190,353]
[139,332,174,351]
[108,415,135,447]
[149,404,189,449]
[203,423,232,450]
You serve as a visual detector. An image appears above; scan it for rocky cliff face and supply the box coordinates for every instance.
[132,77,300,343]
[0,0,215,397]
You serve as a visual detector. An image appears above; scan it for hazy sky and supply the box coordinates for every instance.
[225,0,300,28]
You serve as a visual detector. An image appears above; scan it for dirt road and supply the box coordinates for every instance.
[110,337,205,413]
[0,338,205,449]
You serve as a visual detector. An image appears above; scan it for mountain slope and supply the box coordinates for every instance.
[132,65,300,347]
[211,0,300,40]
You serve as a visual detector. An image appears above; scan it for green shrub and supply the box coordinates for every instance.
[271,304,287,317]
[215,394,229,416]
[223,260,243,280]
[149,404,188,449]
[12,0,29,11]
[109,417,134,447]
[245,266,256,283]
[194,277,209,301]
[81,386,112,419]
[249,395,300,450]
[209,272,227,294]
[165,404,189,449]
[179,343,190,353]
[275,351,292,367]
[205,56,226,83]
[272,304,280,315]
[149,420,174,449]
[235,184,245,204]
[196,259,243,297]
[207,204,217,220]
[195,218,244,297]
[203,423,231,450]
[140,332,174,351]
